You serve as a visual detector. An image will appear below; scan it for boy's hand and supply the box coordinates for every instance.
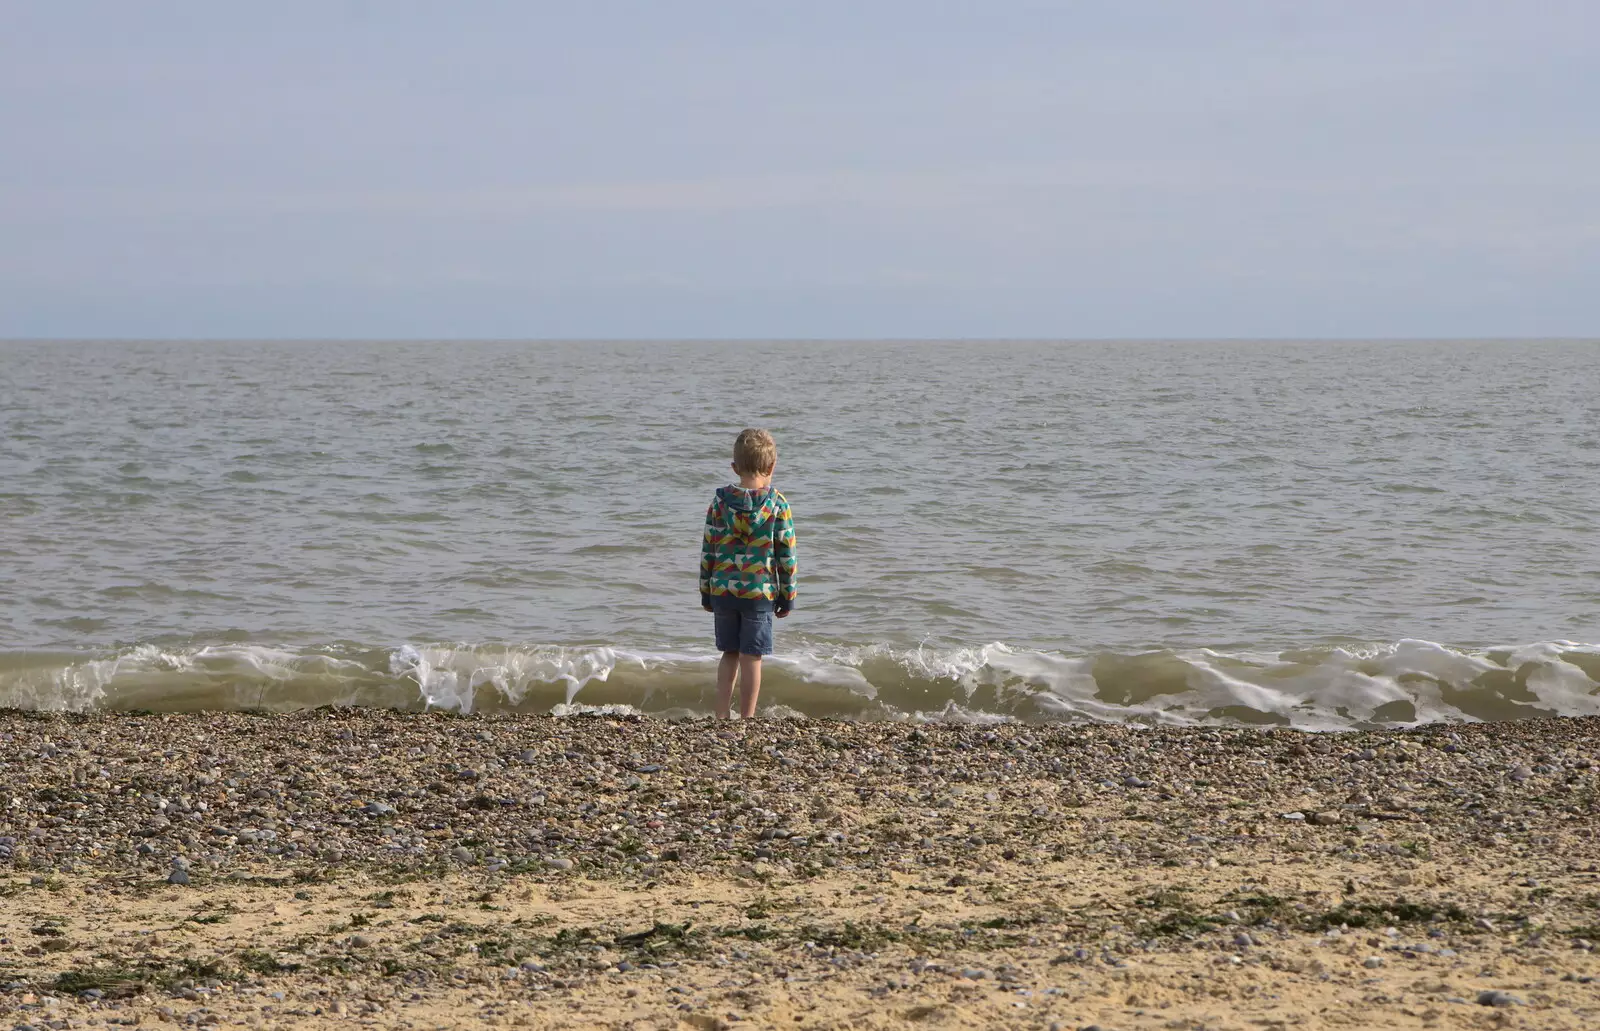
[703,605,713,613]
[775,609,790,619]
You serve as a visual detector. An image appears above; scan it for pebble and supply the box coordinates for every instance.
[1476,990,1522,1007]
[1,707,1595,1013]
[1362,956,1384,968]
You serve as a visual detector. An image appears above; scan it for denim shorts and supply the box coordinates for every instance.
[712,595,775,656]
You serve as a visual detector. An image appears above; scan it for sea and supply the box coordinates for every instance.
[1,339,1596,729]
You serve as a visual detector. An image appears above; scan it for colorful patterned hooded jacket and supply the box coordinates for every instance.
[699,486,797,612]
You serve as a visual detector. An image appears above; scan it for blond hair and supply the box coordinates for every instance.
[732,428,777,476]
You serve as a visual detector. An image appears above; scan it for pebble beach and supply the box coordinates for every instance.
[2,711,1598,1029]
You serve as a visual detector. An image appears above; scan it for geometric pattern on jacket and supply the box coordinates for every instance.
[698,485,797,612]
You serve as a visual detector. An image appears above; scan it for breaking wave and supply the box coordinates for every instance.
[3,638,1599,730]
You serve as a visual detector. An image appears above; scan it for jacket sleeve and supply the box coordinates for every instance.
[699,500,717,608]
[773,498,797,613]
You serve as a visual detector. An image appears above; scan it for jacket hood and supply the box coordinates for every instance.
[716,485,779,538]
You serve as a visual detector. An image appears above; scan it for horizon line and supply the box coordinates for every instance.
[4,335,1597,345]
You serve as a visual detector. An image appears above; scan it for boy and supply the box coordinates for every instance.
[699,428,797,719]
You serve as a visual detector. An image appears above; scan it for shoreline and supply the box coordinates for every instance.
[2,711,1598,1028]
[8,637,1599,728]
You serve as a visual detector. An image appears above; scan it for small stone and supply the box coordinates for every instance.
[1311,812,1341,826]
[1281,811,1306,821]
[349,935,372,948]
[961,968,989,980]
[546,856,574,871]
[1363,956,1384,968]
[168,868,191,886]
[1477,990,1522,1007]
[1475,918,1497,932]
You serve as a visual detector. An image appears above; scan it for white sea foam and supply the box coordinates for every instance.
[3,636,1598,728]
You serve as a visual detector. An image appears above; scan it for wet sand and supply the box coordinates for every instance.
[2,710,1598,1029]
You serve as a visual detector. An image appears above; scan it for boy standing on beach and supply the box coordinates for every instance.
[700,429,797,719]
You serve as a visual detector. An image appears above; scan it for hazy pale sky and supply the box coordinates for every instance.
[2,1,1596,338]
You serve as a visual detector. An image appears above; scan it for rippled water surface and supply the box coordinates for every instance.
[1,340,1596,725]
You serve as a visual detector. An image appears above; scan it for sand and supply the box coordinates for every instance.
[2,710,1598,1029]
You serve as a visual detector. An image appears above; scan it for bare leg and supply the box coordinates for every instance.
[737,655,762,718]
[715,652,739,719]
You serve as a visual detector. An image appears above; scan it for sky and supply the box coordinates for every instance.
[1,1,1597,339]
